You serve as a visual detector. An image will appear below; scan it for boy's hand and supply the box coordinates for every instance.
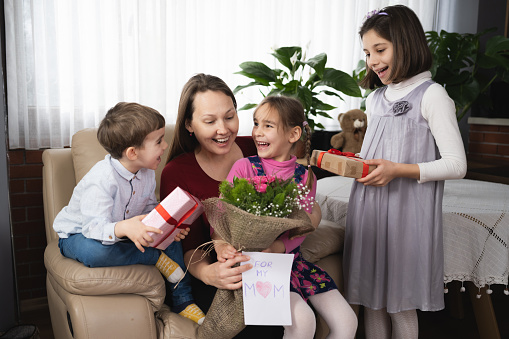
[215,242,239,263]
[262,240,285,254]
[114,215,162,252]
[173,227,190,242]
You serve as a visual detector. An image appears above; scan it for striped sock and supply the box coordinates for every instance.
[155,252,184,283]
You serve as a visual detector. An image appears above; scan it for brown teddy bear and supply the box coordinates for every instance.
[330,109,367,154]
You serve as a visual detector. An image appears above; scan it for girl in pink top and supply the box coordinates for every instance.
[214,96,358,339]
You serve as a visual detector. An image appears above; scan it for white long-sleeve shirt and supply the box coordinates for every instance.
[365,71,467,183]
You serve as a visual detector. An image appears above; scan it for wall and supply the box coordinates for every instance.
[8,149,46,301]
[468,118,509,162]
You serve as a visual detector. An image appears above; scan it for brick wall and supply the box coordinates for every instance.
[468,121,509,162]
[8,149,47,300]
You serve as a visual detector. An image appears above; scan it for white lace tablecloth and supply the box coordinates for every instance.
[316,176,509,288]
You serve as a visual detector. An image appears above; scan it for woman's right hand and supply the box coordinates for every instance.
[202,254,253,290]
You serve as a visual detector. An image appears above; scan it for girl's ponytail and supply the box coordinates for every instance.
[303,122,315,190]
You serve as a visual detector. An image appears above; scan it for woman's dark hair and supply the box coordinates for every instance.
[359,5,432,89]
[166,73,237,163]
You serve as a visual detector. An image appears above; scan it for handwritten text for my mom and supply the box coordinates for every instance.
[244,260,284,299]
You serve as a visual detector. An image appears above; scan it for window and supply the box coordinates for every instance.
[5,0,437,149]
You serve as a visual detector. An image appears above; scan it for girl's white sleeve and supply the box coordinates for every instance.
[418,84,467,182]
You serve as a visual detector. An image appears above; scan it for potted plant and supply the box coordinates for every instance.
[234,46,362,132]
[426,29,509,121]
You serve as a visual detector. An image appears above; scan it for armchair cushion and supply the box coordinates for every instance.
[300,219,345,264]
[44,240,166,312]
[71,128,109,184]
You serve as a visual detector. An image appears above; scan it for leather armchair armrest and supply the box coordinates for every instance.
[42,149,76,243]
[44,240,166,312]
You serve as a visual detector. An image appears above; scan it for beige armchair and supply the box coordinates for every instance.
[42,125,347,339]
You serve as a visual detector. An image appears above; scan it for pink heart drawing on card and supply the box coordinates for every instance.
[256,281,272,298]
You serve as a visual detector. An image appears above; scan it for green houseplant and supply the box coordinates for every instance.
[426,29,509,121]
[234,46,362,131]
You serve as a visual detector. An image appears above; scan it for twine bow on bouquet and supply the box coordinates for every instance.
[196,175,315,339]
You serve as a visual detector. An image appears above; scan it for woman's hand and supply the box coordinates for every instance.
[202,254,253,290]
[356,159,420,186]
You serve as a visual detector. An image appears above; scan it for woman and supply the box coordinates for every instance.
[160,73,284,337]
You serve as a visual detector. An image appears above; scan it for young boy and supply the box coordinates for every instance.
[53,102,205,324]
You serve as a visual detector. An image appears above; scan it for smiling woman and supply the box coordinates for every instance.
[160,73,285,337]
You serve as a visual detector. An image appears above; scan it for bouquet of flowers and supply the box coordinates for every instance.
[219,175,312,218]
[197,175,315,339]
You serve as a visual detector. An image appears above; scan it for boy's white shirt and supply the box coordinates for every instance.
[52,154,158,244]
[365,71,467,183]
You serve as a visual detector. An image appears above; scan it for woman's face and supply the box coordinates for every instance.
[186,90,239,157]
[362,29,394,85]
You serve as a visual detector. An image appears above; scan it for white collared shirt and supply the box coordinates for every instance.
[53,155,158,244]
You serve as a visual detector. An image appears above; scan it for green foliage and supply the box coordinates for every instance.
[219,176,305,218]
[426,29,509,121]
[234,46,362,131]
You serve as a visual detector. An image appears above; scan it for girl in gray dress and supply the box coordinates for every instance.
[343,5,467,339]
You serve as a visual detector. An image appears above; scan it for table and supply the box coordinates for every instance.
[316,176,509,339]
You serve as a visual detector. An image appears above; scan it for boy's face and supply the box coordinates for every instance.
[133,127,168,171]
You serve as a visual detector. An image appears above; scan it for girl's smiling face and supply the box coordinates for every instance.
[252,104,299,162]
[362,29,394,85]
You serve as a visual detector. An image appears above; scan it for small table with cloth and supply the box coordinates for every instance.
[315,176,509,339]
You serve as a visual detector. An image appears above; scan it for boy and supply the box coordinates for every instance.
[53,102,205,324]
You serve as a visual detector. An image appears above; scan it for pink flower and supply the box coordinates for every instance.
[310,273,330,283]
[302,280,317,295]
[296,260,309,272]
[256,184,267,193]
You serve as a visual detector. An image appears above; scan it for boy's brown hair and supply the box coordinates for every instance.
[359,5,432,89]
[98,102,165,159]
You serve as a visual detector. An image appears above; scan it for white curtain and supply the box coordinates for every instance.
[5,0,438,149]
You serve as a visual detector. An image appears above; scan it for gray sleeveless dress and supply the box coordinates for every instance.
[343,81,445,313]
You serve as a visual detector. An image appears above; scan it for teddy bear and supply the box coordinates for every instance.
[330,109,367,154]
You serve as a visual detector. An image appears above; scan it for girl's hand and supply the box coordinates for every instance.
[262,240,286,253]
[173,227,190,242]
[356,159,420,186]
[114,215,162,252]
[215,242,240,262]
[203,254,253,290]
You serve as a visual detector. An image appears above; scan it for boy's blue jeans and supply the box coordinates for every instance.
[58,234,193,307]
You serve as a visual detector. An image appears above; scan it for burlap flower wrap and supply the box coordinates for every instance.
[196,197,315,339]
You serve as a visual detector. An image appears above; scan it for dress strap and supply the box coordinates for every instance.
[247,155,265,176]
[294,163,305,184]
[248,155,306,184]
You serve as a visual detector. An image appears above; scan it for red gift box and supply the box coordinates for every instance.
[144,187,203,250]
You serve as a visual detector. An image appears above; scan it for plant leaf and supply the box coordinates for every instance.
[237,103,258,111]
[305,53,327,78]
[233,81,262,94]
[318,68,362,97]
[236,61,276,84]
[273,47,302,68]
